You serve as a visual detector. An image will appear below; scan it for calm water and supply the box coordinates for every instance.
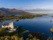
[0,15,53,37]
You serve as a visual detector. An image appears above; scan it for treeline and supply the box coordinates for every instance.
[0,14,47,20]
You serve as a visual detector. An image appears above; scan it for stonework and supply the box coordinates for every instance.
[2,22,14,29]
[2,22,16,32]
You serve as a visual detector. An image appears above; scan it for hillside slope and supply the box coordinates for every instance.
[0,8,29,16]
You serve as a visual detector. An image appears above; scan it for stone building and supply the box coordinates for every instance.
[2,22,16,32]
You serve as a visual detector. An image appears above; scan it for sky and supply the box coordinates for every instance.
[0,0,53,10]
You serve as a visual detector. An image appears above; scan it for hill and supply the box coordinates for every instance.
[0,8,29,16]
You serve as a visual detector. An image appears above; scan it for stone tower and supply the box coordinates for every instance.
[8,22,14,29]
[2,22,14,29]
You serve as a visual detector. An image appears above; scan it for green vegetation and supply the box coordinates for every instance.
[0,28,7,36]
[0,27,51,40]
[0,27,28,40]
[16,27,28,37]
[0,14,47,22]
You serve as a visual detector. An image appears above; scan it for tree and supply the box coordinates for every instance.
[16,27,29,37]
[0,28,6,36]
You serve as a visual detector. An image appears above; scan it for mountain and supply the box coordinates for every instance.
[0,8,29,16]
[25,9,53,14]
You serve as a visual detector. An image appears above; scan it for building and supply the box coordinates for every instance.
[2,22,14,28]
[2,22,16,32]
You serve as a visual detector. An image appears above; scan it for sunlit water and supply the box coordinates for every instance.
[0,15,53,37]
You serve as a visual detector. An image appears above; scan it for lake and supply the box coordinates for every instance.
[0,15,53,37]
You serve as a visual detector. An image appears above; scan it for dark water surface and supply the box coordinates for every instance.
[0,15,53,37]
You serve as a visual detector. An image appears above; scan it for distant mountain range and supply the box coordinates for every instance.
[0,8,29,16]
[25,9,53,14]
[0,8,53,16]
